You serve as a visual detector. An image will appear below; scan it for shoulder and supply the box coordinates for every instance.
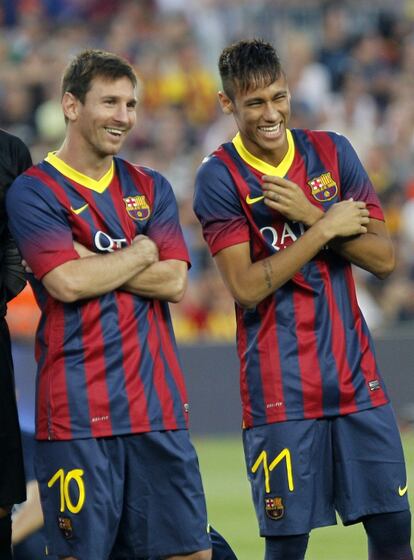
[116,157,170,189]
[292,128,356,162]
[0,129,24,151]
[292,127,347,144]
[195,146,236,194]
[197,145,232,175]
[0,129,31,165]
[7,163,50,203]
[0,131,32,195]
[194,147,244,216]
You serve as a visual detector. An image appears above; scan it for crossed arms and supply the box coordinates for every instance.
[215,175,395,309]
[42,235,187,304]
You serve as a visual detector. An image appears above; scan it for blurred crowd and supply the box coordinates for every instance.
[2,0,414,342]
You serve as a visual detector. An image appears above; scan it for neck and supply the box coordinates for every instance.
[56,138,113,181]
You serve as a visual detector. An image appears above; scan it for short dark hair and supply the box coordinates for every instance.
[219,39,283,100]
[61,49,138,103]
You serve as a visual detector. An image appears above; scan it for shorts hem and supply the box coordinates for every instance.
[131,542,212,558]
[259,517,337,536]
[342,505,411,526]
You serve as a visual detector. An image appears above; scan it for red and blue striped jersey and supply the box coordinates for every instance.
[7,154,191,440]
[194,129,389,428]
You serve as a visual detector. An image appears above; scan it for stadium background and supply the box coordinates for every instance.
[1,0,413,558]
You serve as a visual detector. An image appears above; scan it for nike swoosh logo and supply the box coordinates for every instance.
[246,194,265,205]
[70,203,89,215]
[399,484,408,497]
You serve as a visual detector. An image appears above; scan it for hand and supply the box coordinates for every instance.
[321,199,370,239]
[130,235,159,265]
[262,175,323,226]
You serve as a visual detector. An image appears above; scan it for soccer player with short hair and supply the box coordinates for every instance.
[6,48,226,560]
[0,129,32,559]
[193,39,412,560]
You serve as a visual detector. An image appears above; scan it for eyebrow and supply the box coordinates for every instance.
[101,95,137,105]
[244,90,288,103]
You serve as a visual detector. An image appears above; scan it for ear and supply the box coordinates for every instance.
[218,91,233,115]
[61,92,80,122]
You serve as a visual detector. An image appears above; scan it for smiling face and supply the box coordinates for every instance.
[63,75,137,162]
[219,73,291,166]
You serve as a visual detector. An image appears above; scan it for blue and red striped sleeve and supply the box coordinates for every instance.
[332,133,384,221]
[145,170,190,264]
[193,155,250,256]
[6,172,79,279]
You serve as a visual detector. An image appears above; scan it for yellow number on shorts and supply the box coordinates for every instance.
[47,468,86,514]
[251,448,294,493]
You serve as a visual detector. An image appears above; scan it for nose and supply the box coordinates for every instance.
[114,103,130,124]
[263,101,279,122]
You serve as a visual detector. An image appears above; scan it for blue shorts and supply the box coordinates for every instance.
[243,404,410,536]
[35,430,211,559]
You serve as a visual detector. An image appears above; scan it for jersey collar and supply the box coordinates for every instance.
[45,152,114,193]
[232,129,295,177]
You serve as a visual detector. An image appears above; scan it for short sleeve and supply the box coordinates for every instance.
[146,172,190,264]
[6,173,79,279]
[193,156,250,255]
[334,133,384,221]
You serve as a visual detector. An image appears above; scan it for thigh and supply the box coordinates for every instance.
[111,430,211,558]
[35,438,124,560]
[333,404,410,524]
[0,321,25,506]
[243,420,337,537]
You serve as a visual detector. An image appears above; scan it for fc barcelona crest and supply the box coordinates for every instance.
[308,172,338,202]
[123,195,151,221]
[58,515,73,539]
[265,496,284,520]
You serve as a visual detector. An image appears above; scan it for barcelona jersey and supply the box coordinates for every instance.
[7,154,190,440]
[194,129,389,428]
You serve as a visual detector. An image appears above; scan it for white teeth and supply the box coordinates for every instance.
[105,128,122,136]
[260,123,281,132]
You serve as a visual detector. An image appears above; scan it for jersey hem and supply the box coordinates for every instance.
[35,421,189,440]
[242,398,390,428]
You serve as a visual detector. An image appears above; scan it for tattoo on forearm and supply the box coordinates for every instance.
[263,259,273,289]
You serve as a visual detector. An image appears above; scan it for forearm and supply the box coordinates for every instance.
[329,232,395,278]
[218,221,332,308]
[122,260,187,302]
[216,199,370,308]
[42,243,156,303]
[280,199,394,279]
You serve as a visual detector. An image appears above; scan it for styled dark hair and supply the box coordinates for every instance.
[219,39,283,100]
[61,49,138,102]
